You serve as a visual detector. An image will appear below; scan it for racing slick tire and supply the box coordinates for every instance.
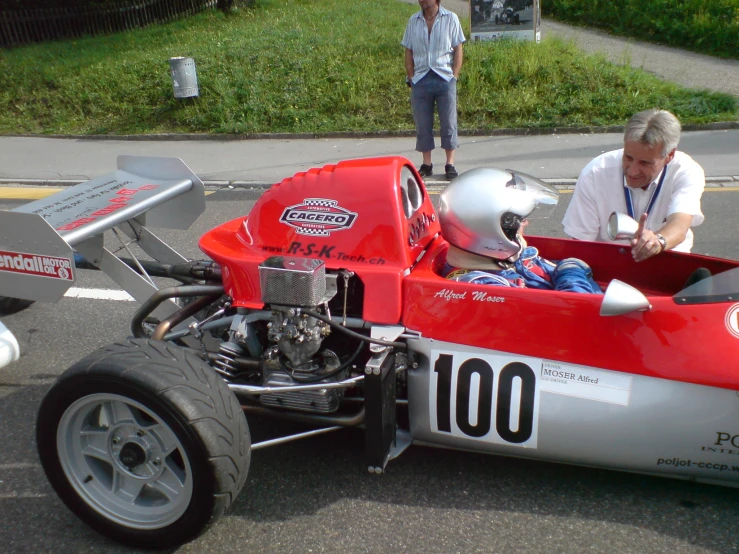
[0,296,34,315]
[36,339,251,548]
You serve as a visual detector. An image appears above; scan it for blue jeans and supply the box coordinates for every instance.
[411,71,459,152]
[553,258,602,294]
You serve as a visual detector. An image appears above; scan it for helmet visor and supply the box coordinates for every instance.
[505,170,559,220]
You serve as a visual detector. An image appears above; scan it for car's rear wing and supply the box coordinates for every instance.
[0,155,205,318]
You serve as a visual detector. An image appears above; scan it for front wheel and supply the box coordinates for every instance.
[37,339,251,548]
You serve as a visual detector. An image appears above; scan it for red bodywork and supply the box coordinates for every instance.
[200,156,739,392]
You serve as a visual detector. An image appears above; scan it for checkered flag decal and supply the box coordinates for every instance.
[296,228,330,236]
[304,198,338,208]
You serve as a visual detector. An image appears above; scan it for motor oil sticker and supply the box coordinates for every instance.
[540,361,632,405]
[0,249,73,281]
[726,304,739,339]
[280,198,357,237]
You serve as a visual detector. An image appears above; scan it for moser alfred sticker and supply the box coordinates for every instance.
[280,198,358,237]
[539,361,632,405]
[726,304,739,339]
[0,249,74,281]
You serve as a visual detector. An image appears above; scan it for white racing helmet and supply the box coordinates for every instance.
[438,168,559,261]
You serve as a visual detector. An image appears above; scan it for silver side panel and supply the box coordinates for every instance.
[407,337,739,486]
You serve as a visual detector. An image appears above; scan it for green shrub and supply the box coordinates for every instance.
[0,0,734,135]
[543,0,739,59]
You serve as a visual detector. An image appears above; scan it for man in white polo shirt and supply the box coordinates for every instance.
[402,0,465,181]
[562,109,705,262]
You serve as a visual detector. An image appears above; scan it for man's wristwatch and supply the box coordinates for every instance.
[655,233,667,253]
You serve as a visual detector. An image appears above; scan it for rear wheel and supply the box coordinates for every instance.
[37,339,250,548]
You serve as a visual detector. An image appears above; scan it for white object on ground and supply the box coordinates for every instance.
[0,319,20,369]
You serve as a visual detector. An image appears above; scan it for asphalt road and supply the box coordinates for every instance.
[1,189,739,554]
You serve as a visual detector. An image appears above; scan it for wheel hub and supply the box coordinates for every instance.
[118,442,147,469]
[53,392,197,532]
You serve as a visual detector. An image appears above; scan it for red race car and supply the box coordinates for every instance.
[3,155,737,548]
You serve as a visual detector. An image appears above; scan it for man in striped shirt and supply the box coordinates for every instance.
[402,0,465,181]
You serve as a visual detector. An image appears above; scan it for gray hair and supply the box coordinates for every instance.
[624,109,682,156]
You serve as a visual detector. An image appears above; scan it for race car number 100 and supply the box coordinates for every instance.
[431,352,540,447]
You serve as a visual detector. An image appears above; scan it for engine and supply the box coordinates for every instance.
[195,156,442,414]
[216,255,347,413]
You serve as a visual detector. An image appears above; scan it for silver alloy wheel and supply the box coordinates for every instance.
[56,393,193,530]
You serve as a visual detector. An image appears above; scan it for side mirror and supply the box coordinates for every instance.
[600,279,652,316]
[607,212,639,240]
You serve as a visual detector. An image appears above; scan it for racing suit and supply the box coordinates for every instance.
[444,246,602,294]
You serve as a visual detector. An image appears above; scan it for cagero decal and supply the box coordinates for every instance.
[540,361,632,405]
[726,304,739,339]
[0,250,73,281]
[280,198,358,237]
[430,350,541,448]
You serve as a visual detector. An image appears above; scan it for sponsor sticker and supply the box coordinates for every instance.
[0,250,73,281]
[656,457,737,473]
[280,198,358,236]
[702,432,739,456]
[283,241,386,265]
[539,361,631,405]
[53,183,160,232]
[726,304,739,339]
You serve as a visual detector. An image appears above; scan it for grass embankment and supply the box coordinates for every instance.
[0,0,735,135]
[543,0,739,60]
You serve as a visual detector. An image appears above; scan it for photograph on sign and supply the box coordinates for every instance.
[470,0,540,43]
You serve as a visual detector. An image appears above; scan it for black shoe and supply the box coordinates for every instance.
[445,164,458,180]
[418,164,433,177]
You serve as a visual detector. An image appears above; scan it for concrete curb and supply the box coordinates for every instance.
[2,120,739,142]
[2,176,738,191]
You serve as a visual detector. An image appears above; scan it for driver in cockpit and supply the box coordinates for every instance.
[438,168,602,294]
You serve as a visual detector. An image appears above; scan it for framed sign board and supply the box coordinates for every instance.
[470,0,541,43]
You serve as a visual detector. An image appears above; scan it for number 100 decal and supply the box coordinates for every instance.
[430,351,541,448]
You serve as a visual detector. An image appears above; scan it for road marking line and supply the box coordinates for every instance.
[0,462,41,470]
[0,187,65,199]
[0,379,57,386]
[0,493,48,498]
[64,287,135,301]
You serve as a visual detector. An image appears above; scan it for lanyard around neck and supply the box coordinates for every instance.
[623,164,668,219]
